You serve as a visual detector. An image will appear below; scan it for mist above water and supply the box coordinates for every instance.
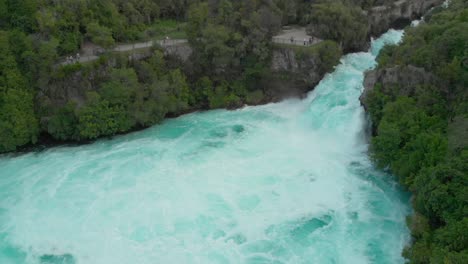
[0,29,410,264]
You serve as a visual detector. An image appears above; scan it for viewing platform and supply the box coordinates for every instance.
[272,26,322,46]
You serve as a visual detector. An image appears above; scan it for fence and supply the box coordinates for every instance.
[272,37,322,46]
[155,39,188,46]
[59,39,189,66]
[59,55,99,65]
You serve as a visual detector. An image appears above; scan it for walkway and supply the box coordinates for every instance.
[59,27,321,66]
[272,27,322,46]
[60,39,188,65]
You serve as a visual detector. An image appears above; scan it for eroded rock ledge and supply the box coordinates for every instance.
[368,0,445,36]
[360,65,440,110]
[267,47,329,101]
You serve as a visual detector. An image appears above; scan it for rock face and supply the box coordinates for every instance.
[360,65,440,110]
[264,0,446,101]
[368,0,445,36]
[266,46,332,101]
[40,0,444,116]
[40,44,193,109]
[164,44,192,62]
[37,61,116,125]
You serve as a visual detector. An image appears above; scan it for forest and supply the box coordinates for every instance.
[0,0,375,152]
[364,0,468,262]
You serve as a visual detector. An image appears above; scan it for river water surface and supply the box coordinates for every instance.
[0,29,410,264]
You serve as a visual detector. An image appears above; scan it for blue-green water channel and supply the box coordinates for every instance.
[0,29,410,263]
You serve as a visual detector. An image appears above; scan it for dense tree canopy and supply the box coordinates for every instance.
[0,31,38,152]
[306,0,369,51]
[365,0,468,262]
[0,0,429,155]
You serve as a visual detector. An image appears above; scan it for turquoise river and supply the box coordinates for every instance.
[1,29,411,264]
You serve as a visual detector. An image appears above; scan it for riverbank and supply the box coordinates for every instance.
[0,0,443,155]
[0,27,411,264]
[360,0,468,262]
[0,39,413,156]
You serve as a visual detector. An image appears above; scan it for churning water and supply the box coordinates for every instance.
[0,29,410,264]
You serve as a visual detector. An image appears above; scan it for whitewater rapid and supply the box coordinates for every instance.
[0,29,410,264]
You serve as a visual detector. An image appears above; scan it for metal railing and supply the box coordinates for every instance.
[59,39,189,66]
[60,55,99,65]
[272,37,322,46]
[155,39,188,46]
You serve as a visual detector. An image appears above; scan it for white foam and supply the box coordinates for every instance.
[0,29,410,264]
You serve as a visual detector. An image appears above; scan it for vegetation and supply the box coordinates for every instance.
[365,1,468,262]
[306,0,369,51]
[1,0,465,262]
[42,50,191,141]
[0,0,195,151]
[293,40,343,72]
[0,0,349,151]
[147,19,187,40]
[0,0,432,156]
[0,31,39,152]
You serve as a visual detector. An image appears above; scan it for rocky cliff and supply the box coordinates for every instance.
[368,0,445,36]
[40,0,445,116]
[163,44,192,62]
[39,44,192,111]
[266,48,323,100]
[265,41,342,101]
[360,65,441,110]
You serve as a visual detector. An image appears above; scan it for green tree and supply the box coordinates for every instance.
[131,79,169,127]
[0,31,38,152]
[4,0,37,32]
[166,69,190,112]
[77,92,132,139]
[47,102,79,141]
[186,2,209,43]
[0,89,38,152]
[86,22,115,48]
[368,1,468,261]
[306,1,368,51]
